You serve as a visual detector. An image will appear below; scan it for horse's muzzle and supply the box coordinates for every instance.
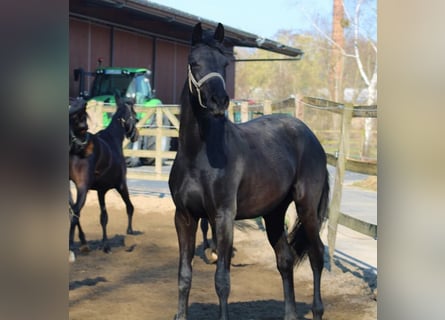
[208,93,229,116]
[129,128,140,142]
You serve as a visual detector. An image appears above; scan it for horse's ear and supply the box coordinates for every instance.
[114,89,123,105]
[214,23,224,43]
[192,22,202,45]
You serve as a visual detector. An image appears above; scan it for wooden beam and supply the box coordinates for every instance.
[338,212,377,239]
[326,153,377,176]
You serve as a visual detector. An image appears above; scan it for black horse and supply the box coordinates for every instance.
[69,94,139,253]
[169,23,330,320]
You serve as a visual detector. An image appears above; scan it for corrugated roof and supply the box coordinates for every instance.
[70,0,304,58]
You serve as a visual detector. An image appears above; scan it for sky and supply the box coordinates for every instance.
[148,0,333,39]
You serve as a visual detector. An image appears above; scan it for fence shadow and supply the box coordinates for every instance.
[323,246,377,295]
[333,249,377,294]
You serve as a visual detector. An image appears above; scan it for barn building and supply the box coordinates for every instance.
[69,0,303,103]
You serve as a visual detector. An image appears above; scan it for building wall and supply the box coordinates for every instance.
[69,17,235,104]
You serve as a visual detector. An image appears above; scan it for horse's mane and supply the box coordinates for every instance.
[69,97,87,116]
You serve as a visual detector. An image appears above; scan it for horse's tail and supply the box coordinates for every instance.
[289,170,330,265]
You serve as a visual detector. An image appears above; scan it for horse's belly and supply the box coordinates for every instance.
[235,183,292,219]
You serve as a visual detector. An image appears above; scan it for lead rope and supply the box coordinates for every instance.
[188,64,226,109]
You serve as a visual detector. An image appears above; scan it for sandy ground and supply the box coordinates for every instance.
[69,191,377,320]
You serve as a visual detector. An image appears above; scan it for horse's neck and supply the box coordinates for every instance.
[101,117,125,147]
[178,90,202,152]
[179,90,228,165]
[178,115,200,160]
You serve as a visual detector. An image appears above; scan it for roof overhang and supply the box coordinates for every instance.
[69,0,304,58]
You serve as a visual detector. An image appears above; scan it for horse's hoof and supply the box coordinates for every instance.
[103,246,112,254]
[79,244,90,253]
[127,229,134,235]
[69,250,76,263]
[204,248,218,264]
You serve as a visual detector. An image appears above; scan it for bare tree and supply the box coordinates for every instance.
[301,0,377,103]
[330,0,346,101]
[301,0,377,158]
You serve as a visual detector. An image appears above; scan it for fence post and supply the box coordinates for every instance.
[240,101,249,122]
[87,100,104,133]
[327,103,353,268]
[228,101,234,122]
[263,100,272,115]
[294,94,304,119]
[155,106,163,177]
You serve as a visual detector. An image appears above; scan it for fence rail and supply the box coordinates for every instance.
[86,96,377,263]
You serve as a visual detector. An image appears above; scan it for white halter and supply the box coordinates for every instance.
[188,64,226,109]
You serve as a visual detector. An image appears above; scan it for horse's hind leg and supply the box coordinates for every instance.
[201,218,210,249]
[116,182,134,234]
[263,205,298,320]
[174,209,198,320]
[76,221,89,252]
[294,200,325,320]
[97,190,111,253]
[201,218,218,264]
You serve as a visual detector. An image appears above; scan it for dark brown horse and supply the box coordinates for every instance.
[169,23,330,320]
[69,98,90,262]
[69,94,139,253]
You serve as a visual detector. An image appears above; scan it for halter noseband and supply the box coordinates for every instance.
[188,64,226,109]
[69,129,90,155]
[118,104,138,141]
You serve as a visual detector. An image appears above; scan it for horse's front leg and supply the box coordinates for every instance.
[97,190,111,253]
[69,184,89,252]
[116,181,135,234]
[174,209,198,320]
[214,209,235,320]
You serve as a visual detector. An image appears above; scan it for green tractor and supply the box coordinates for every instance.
[73,66,171,167]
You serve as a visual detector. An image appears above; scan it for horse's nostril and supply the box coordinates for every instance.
[211,95,229,107]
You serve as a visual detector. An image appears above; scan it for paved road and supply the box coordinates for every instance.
[127,164,377,272]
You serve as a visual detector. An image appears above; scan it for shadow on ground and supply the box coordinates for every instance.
[187,299,311,320]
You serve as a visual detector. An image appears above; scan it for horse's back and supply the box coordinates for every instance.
[231,114,327,216]
[89,134,126,189]
[237,114,326,170]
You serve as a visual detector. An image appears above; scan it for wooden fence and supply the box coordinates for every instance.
[86,96,377,263]
[297,97,377,266]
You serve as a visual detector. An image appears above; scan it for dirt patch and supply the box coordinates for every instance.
[69,191,376,320]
